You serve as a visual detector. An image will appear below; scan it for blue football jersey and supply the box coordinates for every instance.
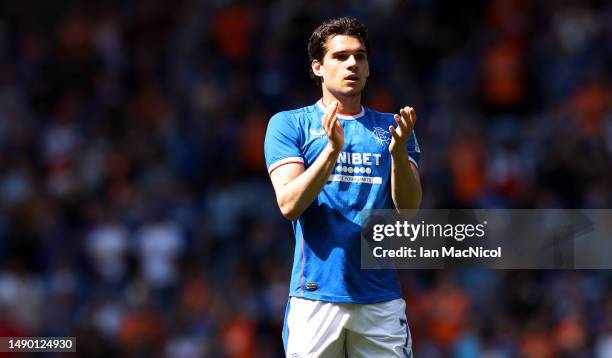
[264,100,421,303]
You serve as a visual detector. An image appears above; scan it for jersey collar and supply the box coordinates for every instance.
[317,99,365,120]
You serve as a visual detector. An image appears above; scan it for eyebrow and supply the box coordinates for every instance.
[330,49,367,56]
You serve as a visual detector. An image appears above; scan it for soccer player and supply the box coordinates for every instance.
[264,17,421,357]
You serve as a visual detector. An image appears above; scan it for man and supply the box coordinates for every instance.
[264,17,421,357]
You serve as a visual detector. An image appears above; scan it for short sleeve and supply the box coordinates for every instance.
[264,112,304,173]
[406,131,421,168]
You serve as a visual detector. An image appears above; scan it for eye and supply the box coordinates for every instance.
[335,54,348,61]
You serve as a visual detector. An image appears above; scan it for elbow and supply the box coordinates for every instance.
[279,202,301,221]
[275,189,302,221]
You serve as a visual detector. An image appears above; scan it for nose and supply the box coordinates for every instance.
[346,55,357,69]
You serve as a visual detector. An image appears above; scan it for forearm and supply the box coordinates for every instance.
[390,152,422,210]
[277,145,340,220]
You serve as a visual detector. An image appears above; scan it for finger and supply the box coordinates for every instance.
[322,113,328,134]
[402,107,417,135]
[389,125,401,141]
[323,101,336,128]
[394,113,406,135]
[327,102,338,134]
[399,108,410,131]
[323,113,331,134]
[397,111,409,134]
[408,107,416,129]
[330,114,339,134]
[330,101,338,119]
[322,103,331,132]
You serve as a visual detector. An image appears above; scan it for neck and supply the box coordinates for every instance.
[321,89,362,115]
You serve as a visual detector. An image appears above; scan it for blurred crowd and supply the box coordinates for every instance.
[0,0,611,356]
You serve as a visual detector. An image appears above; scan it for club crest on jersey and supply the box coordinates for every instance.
[309,128,326,137]
[372,127,391,146]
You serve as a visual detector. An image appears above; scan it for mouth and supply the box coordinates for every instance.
[344,74,360,82]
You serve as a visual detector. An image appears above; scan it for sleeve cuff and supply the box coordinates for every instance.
[268,156,305,174]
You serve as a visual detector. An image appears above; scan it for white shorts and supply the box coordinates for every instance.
[282,297,413,358]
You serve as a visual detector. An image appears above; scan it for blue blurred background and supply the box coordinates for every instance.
[0,0,611,356]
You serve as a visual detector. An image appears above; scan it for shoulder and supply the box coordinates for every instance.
[268,104,321,136]
[269,104,318,126]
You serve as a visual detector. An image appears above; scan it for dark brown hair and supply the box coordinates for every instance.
[308,17,370,85]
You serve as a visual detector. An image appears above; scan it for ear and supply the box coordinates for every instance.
[311,59,323,78]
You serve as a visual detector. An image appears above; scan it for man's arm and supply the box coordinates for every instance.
[389,106,422,210]
[269,102,343,220]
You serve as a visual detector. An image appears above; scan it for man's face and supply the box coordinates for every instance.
[313,35,369,97]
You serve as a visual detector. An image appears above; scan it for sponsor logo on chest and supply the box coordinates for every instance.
[330,151,384,184]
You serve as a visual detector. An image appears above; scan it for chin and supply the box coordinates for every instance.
[343,88,364,97]
[339,85,364,96]
[327,84,365,98]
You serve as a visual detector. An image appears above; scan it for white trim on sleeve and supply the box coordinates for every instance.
[268,156,305,174]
